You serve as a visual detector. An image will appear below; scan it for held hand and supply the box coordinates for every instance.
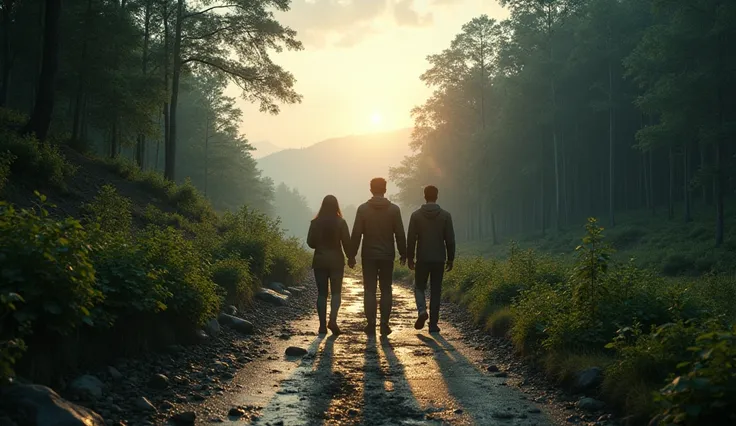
[399,257,407,266]
[445,261,454,272]
[408,259,415,271]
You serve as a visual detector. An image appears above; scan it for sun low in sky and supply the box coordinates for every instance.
[234,0,509,148]
[370,112,383,127]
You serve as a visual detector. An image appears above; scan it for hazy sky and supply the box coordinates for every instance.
[227,0,509,149]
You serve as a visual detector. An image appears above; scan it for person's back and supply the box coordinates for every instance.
[409,203,454,264]
[307,195,351,336]
[350,177,406,336]
[407,185,455,333]
[353,197,404,260]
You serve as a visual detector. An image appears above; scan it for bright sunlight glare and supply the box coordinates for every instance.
[370,112,383,126]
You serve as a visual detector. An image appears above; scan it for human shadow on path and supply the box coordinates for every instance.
[250,334,337,426]
[360,335,428,425]
[415,333,549,425]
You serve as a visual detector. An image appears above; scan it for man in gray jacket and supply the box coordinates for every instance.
[350,177,407,336]
[407,185,455,333]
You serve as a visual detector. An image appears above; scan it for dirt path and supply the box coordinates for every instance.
[197,277,556,425]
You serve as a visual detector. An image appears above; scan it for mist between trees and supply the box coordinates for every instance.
[0,0,309,233]
[390,0,736,248]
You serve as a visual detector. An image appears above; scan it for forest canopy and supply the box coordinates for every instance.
[391,0,736,247]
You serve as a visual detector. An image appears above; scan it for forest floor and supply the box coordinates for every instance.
[88,276,621,426]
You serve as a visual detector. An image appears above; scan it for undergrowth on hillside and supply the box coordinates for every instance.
[0,109,77,190]
[444,218,736,425]
[0,149,309,384]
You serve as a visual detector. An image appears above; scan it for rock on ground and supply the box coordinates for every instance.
[217,314,254,334]
[284,346,308,357]
[170,411,196,424]
[573,367,603,393]
[68,375,104,400]
[255,289,289,306]
[577,397,605,412]
[0,383,105,426]
[204,318,221,337]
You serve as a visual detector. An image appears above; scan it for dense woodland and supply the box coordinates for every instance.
[391,0,736,247]
[0,0,311,232]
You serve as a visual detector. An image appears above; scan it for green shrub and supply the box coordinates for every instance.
[603,321,704,420]
[486,307,514,337]
[654,324,736,425]
[663,253,696,276]
[0,131,76,189]
[0,292,27,383]
[137,225,220,328]
[0,151,15,193]
[211,258,256,309]
[0,108,27,129]
[82,185,132,236]
[90,240,172,328]
[0,195,100,336]
[168,178,215,222]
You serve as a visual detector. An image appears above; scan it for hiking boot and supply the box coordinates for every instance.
[414,312,429,330]
[428,324,441,334]
[380,323,392,336]
[328,320,342,336]
[364,324,376,336]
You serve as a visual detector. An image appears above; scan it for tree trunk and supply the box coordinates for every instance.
[683,145,692,222]
[715,141,724,246]
[649,150,656,216]
[22,0,61,141]
[0,0,14,107]
[204,109,209,196]
[166,0,183,181]
[136,1,152,168]
[608,54,615,228]
[668,147,675,220]
[490,212,497,245]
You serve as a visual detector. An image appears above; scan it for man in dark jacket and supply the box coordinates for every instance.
[350,177,407,336]
[407,185,455,333]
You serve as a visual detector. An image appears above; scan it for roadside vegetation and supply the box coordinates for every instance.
[445,219,736,425]
[0,123,310,385]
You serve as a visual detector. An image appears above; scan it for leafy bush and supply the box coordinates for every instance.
[168,178,216,222]
[0,131,76,189]
[0,151,15,193]
[137,225,220,328]
[654,324,736,425]
[0,195,100,336]
[90,240,172,328]
[82,185,132,236]
[211,258,256,309]
[0,292,27,383]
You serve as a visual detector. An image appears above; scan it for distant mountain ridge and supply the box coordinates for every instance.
[257,128,413,210]
[250,140,282,158]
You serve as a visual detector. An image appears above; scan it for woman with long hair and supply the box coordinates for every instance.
[306,195,352,335]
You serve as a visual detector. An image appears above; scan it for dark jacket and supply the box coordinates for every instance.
[351,196,407,261]
[307,216,351,269]
[407,203,455,263]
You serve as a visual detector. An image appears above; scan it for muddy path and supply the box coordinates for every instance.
[187,278,562,425]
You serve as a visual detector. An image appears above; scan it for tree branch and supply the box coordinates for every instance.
[183,4,240,20]
[182,57,264,83]
[183,25,235,41]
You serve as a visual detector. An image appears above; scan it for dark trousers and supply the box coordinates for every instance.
[362,259,394,326]
[314,267,344,326]
[414,262,444,326]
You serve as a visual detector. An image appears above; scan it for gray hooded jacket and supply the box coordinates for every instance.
[407,203,455,263]
[351,197,407,260]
